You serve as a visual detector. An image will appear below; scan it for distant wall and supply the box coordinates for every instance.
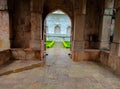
[46,13,71,42]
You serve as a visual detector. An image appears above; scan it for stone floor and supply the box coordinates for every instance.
[0,43,120,89]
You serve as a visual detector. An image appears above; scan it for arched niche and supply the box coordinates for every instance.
[54,25,61,34]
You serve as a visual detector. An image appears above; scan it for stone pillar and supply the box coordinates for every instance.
[0,0,10,50]
[30,13,42,49]
[72,0,86,61]
[72,15,85,61]
[110,0,120,56]
[30,0,44,60]
[30,0,42,49]
[100,0,114,50]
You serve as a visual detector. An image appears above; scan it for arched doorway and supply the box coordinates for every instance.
[43,10,72,61]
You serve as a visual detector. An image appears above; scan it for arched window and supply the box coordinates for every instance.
[54,25,61,34]
[67,26,71,34]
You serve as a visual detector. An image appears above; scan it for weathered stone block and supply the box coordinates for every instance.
[72,41,84,50]
[26,51,35,60]
[11,49,42,60]
[110,43,119,56]
[72,50,85,61]
[72,49,100,62]
[99,51,109,65]
[84,49,100,61]
[98,51,120,74]
[108,55,120,74]
[0,50,11,65]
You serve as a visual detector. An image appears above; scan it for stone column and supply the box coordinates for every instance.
[99,0,114,50]
[0,0,10,50]
[110,0,120,56]
[30,13,42,49]
[30,0,44,60]
[72,0,86,61]
[72,15,85,61]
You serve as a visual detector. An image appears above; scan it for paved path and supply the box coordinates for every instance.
[0,47,120,89]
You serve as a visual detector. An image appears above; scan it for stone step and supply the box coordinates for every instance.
[0,60,44,76]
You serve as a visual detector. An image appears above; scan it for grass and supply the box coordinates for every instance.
[62,40,70,48]
[46,40,55,48]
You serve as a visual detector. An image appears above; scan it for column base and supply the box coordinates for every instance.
[99,41,110,50]
[72,49,100,62]
[110,42,120,56]
[72,50,85,61]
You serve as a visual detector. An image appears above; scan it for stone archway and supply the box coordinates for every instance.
[7,0,106,62]
[43,9,72,49]
[42,0,86,61]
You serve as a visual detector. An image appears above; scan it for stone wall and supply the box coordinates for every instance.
[73,49,100,62]
[85,0,104,49]
[0,11,10,49]
[108,55,120,74]
[11,0,31,48]
[99,51,120,74]
[99,51,109,66]
[81,50,120,74]
[0,0,10,50]
[0,49,42,66]
[84,50,100,62]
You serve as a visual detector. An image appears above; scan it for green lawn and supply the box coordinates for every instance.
[62,40,70,48]
[46,40,55,48]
